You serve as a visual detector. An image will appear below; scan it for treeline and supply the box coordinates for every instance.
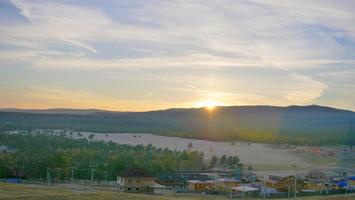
[158,130,354,146]
[208,155,240,169]
[0,133,205,181]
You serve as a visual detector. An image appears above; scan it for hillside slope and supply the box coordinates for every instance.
[0,105,354,144]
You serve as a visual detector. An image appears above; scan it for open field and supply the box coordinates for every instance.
[73,132,350,174]
[0,182,354,200]
[76,133,312,164]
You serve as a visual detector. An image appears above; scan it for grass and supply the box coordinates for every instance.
[0,182,226,200]
[0,182,354,200]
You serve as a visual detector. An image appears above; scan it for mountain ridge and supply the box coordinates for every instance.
[1,104,353,115]
[1,105,354,145]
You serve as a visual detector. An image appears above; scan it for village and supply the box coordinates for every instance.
[4,164,354,199]
[115,167,355,199]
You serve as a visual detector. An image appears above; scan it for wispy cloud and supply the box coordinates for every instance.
[0,0,354,110]
[9,0,111,53]
[2,0,354,69]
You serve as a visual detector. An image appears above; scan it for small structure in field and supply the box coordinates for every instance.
[0,145,15,153]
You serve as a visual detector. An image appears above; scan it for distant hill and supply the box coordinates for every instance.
[0,105,354,145]
[0,108,110,115]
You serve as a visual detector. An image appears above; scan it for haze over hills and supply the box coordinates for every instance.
[0,105,354,145]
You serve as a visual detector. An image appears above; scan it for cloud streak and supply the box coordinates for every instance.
[2,0,354,70]
[0,0,354,110]
[10,0,111,53]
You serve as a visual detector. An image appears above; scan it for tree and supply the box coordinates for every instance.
[88,134,95,140]
[209,155,218,168]
[227,156,239,169]
[219,154,227,166]
[0,132,206,180]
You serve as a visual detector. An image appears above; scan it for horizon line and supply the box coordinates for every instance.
[0,104,354,113]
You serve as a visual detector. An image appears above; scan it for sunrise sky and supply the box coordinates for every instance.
[0,0,355,111]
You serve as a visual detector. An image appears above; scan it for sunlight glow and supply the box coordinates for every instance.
[196,100,218,111]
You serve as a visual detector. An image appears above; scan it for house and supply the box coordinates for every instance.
[155,172,186,192]
[214,177,241,192]
[187,180,213,192]
[301,180,324,191]
[230,185,259,198]
[241,172,258,183]
[307,170,326,179]
[117,169,157,193]
[176,172,211,181]
[266,175,295,192]
[335,179,348,189]
[348,176,355,186]
[301,170,332,192]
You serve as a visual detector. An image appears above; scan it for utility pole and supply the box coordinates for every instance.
[320,173,329,195]
[69,167,75,184]
[290,165,297,200]
[104,171,108,182]
[344,171,348,194]
[90,168,95,186]
[293,166,297,200]
[89,164,98,186]
[46,168,50,185]
[57,168,62,183]
[263,175,266,200]
[294,173,297,199]
[15,163,19,179]
[57,168,59,183]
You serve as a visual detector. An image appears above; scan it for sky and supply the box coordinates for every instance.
[0,0,355,111]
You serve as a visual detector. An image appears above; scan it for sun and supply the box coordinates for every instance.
[196,100,217,111]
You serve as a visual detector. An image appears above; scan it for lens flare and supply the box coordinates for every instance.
[196,100,218,111]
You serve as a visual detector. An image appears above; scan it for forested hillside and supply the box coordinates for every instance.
[0,105,354,145]
[0,133,206,180]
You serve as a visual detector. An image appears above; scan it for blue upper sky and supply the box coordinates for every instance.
[0,0,355,111]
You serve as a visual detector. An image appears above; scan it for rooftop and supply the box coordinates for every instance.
[120,168,154,179]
